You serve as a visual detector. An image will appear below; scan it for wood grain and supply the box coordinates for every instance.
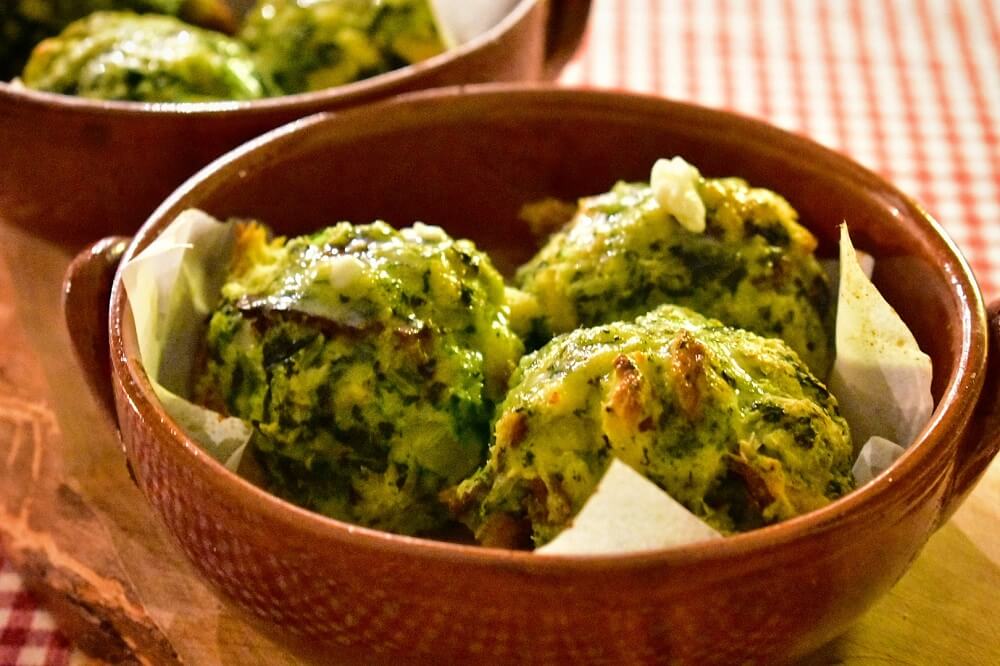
[0,222,301,665]
[0,219,996,664]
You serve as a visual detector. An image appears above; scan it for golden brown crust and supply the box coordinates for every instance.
[518,197,579,239]
[606,354,646,434]
[475,512,532,550]
[668,330,708,421]
[393,324,434,371]
[496,410,528,449]
[181,0,238,34]
[727,452,775,513]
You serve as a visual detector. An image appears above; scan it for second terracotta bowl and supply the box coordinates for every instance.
[65,87,1000,663]
[0,0,589,246]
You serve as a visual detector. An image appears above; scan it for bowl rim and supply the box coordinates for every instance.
[108,84,989,573]
[0,0,536,116]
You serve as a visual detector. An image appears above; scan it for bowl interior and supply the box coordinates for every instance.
[140,88,976,408]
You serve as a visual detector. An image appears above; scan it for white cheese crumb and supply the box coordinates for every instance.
[650,156,707,233]
[407,223,449,243]
[317,255,366,290]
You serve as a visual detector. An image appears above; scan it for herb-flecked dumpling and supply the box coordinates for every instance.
[447,304,853,549]
[240,0,445,94]
[1,0,234,80]
[21,11,271,102]
[196,221,524,536]
[516,176,835,375]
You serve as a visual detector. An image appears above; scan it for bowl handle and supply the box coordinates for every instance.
[938,298,1000,525]
[62,236,130,426]
[543,0,592,79]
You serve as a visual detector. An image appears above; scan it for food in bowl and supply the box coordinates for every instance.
[447,303,854,548]
[123,154,929,553]
[194,220,523,535]
[0,0,235,80]
[12,0,479,100]
[240,0,445,94]
[516,161,834,374]
[1,4,583,248]
[21,12,272,102]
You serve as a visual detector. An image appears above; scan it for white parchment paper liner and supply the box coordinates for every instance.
[122,211,934,554]
[537,459,722,554]
[429,0,520,47]
[829,225,934,450]
[122,210,252,471]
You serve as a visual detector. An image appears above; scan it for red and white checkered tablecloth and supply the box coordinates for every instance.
[0,559,69,666]
[2,0,998,663]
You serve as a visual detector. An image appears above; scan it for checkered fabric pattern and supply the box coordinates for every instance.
[0,558,69,666]
[1,0,997,662]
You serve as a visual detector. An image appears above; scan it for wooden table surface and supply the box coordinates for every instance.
[0,216,998,664]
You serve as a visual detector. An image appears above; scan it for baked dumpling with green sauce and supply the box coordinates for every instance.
[1,0,235,80]
[20,11,272,101]
[195,220,524,536]
[240,0,445,94]
[516,158,835,375]
[447,304,854,549]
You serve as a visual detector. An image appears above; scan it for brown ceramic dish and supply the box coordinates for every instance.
[0,0,589,246]
[63,87,1000,663]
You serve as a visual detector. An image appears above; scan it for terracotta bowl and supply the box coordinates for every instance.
[63,87,1000,664]
[0,0,589,246]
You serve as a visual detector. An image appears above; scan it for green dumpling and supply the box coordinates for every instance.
[20,11,271,101]
[448,304,853,548]
[1,0,234,80]
[195,220,524,536]
[516,176,835,375]
[240,0,445,94]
